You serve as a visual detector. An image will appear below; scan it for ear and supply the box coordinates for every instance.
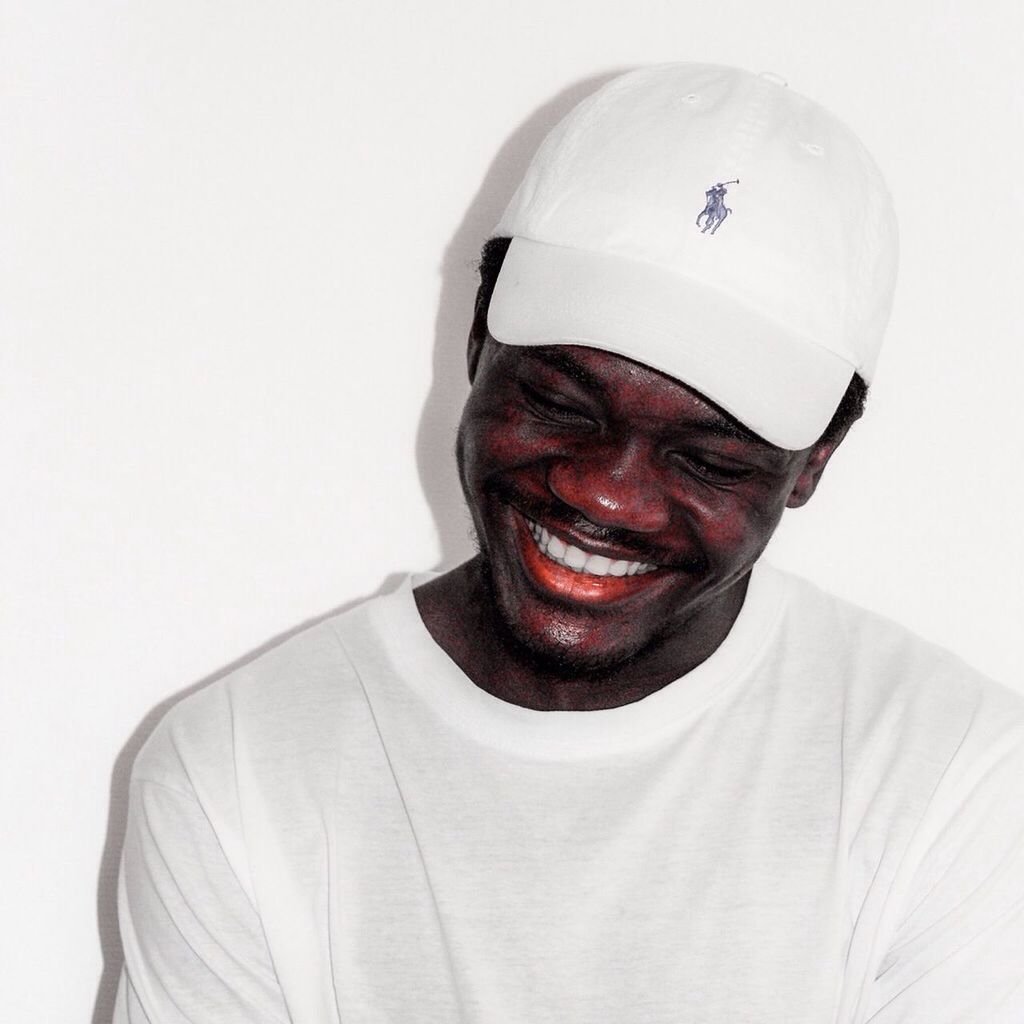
[785,430,848,509]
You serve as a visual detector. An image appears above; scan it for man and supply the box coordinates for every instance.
[114,64,1024,1023]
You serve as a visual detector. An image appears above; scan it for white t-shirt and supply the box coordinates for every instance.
[113,562,1024,1023]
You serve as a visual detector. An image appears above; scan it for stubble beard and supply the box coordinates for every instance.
[477,552,678,682]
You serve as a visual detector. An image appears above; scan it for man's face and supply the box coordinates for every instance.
[456,336,841,676]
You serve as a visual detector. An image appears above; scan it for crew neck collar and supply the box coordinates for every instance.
[351,560,789,761]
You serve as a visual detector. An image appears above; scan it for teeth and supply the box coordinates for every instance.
[526,518,657,577]
[564,545,588,570]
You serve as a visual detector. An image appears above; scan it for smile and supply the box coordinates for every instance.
[525,517,658,576]
[509,508,667,606]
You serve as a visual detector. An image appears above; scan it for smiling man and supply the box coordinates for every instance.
[114,65,1024,1024]
[415,272,860,711]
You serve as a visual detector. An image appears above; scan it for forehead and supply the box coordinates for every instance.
[497,341,774,447]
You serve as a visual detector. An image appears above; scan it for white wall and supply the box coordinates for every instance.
[3,1,1021,1019]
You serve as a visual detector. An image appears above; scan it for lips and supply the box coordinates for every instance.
[511,508,668,605]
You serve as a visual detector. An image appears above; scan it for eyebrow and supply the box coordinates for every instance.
[693,418,775,447]
[518,347,608,393]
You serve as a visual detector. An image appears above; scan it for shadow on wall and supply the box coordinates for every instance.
[91,68,625,1024]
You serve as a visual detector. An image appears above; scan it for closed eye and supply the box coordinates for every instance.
[520,383,597,427]
[671,452,755,484]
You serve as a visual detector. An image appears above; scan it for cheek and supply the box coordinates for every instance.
[462,400,556,474]
[682,489,786,562]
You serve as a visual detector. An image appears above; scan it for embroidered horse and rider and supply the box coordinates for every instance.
[696,180,739,235]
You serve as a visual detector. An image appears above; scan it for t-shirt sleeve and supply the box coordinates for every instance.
[113,774,291,1024]
[860,710,1024,1023]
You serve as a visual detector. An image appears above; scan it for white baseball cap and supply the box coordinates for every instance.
[487,63,899,450]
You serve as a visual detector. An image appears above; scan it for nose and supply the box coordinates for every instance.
[546,439,671,534]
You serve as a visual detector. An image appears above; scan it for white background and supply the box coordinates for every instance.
[3,1,1022,1020]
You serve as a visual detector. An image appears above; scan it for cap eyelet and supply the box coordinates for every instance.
[682,93,700,103]
[803,142,825,157]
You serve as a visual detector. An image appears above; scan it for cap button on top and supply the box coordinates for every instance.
[758,71,788,87]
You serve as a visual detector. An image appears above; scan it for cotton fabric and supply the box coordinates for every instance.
[489,64,900,449]
[113,562,1024,1023]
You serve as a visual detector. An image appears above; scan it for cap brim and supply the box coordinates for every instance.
[487,237,855,450]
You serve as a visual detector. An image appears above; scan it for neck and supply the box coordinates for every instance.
[414,556,749,711]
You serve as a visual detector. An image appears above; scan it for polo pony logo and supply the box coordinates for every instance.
[696,179,739,235]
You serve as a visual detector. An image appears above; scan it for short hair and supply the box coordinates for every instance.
[472,236,867,449]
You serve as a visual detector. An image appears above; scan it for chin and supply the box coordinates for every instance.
[481,562,662,680]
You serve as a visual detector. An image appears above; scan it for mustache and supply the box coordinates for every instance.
[487,477,707,574]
